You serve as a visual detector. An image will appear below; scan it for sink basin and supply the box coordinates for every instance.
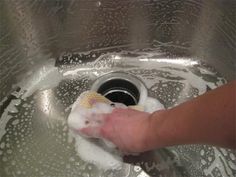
[0,0,235,177]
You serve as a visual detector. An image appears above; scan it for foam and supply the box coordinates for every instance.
[0,99,20,141]
[143,97,165,113]
[68,94,125,170]
[68,91,164,170]
[17,59,63,99]
[70,131,123,171]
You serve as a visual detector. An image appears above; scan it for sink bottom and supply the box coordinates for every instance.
[0,49,235,177]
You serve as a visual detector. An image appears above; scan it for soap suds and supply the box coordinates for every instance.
[18,59,63,99]
[67,91,165,170]
[0,99,20,141]
[67,92,125,170]
[70,131,123,171]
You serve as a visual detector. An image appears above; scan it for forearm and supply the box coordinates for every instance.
[149,81,236,149]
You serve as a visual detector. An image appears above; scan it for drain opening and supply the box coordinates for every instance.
[97,79,140,106]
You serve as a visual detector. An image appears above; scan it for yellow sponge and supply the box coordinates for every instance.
[128,105,144,111]
[78,91,111,109]
[78,91,144,111]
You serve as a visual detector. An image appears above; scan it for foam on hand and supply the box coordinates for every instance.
[68,91,126,170]
[67,91,164,170]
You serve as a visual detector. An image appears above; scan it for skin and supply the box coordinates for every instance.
[80,81,236,153]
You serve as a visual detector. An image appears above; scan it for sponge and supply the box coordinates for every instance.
[77,91,111,109]
[77,91,144,111]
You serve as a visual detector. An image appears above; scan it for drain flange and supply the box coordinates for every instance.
[91,72,147,106]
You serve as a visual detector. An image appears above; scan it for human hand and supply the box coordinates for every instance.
[79,108,154,153]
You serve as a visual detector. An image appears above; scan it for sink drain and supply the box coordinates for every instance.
[91,72,147,106]
[97,79,139,105]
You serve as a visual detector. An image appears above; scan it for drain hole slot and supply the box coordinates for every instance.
[97,79,140,106]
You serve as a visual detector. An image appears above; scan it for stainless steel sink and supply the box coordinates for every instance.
[0,0,235,177]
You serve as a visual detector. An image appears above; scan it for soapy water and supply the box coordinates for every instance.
[0,49,235,177]
[67,91,164,170]
[68,92,123,171]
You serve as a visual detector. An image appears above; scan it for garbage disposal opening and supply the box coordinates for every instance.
[97,79,139,106]
[91,72,148,106]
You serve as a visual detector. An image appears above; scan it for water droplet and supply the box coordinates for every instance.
[200,149,205,156]
[0,142,5,148]
[230,153,235,160]
[2,157,7,162]
[134,165,142,172]
[12,119,20,125]
[7,149,12,154]
[208,156,212,162]
[201,159,207,165]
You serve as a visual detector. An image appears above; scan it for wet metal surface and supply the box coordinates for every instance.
[0,0,236,177]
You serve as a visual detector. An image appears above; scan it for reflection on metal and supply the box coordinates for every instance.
[137,171,150,177]
[39,90,53,116]
[0,0,235,176]
[156,58,198,66]
[140,58,199,66]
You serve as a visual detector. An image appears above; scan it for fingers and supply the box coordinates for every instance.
[80,126,102,138]
[83,113,109,128]
[79,113,110,138]
[79,123,113,142]
[90,113,109,121]
[112,107,141,114]
[80,125,122,151]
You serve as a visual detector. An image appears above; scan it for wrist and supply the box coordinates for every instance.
[147,109,175,149]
